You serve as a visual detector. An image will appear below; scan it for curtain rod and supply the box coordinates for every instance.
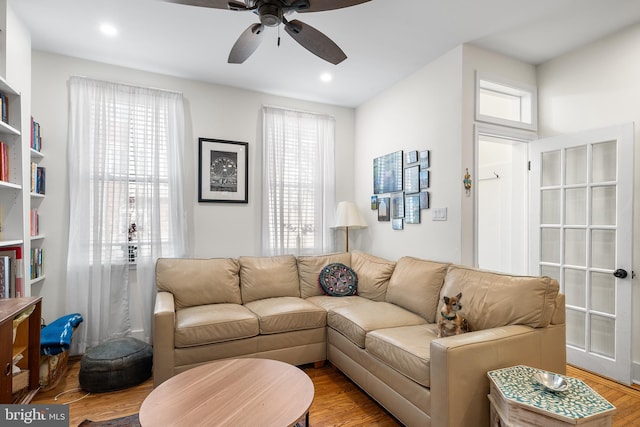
[69,75,183,96]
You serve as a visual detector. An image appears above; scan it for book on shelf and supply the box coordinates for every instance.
[31,117,42,152]
[30,247,44,280]
[0,249,18,298]
[2,246,23,297]
[0,92,7,124]
[37,166,46,194]
[0,255,10,298]
[0,141,8,182]
[30,163,46,194]
[30,209,39,236]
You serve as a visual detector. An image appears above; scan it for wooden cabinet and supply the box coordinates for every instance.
[0,296,41,403]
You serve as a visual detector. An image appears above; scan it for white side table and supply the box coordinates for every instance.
[487,365,616,426]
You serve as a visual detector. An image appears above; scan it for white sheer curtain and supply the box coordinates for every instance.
[262,106,335,256]
[67,76,187,354]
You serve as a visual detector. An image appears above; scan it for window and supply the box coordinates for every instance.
[262,106,336,256]
[476,73,537,131]
[92,100,172,264]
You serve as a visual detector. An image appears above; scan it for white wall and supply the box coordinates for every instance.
[353,47,463,262]
[353,44,536,264]
[30,51,356,323]
[537,23,640,379]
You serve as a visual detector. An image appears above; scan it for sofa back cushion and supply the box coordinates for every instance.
[239,255,300,303]
[386,256,449,322]
[350,251,396,301]
[156,258,241,309]
[297,253,352,298]
[440,265,560,330]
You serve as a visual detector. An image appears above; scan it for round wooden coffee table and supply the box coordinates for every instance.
[139,358,314,426]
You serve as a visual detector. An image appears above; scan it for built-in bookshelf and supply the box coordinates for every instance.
[0,75,26,298]
[29,117,45,288]
[0,75,45,298]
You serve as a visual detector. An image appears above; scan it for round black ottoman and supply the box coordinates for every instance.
[79,337,153,393]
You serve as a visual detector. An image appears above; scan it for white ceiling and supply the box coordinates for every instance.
[11,0,640,107]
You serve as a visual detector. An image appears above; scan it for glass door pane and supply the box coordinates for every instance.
[592,141,616,182]
[565,146,587,185]
[591,186,616,225]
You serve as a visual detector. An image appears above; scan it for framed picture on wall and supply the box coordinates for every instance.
[392,218,404,230]
[391,192,404,218]
[405,150,418,164]
[420,169,430,189]
[373,151,403,194]
[419,150,430,169]
[404,166,419,194]
[420,190,430,209]
[371,195,378,210]
[377,197,390,221]
[198,138,248,203]
[405,194,420,224]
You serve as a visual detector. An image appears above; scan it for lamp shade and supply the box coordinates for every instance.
[333,201,367,229]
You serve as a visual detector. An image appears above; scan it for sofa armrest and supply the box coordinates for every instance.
[430,324,566,427]
[153,291,176,387]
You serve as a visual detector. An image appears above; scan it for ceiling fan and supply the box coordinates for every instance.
[165,0,371,64]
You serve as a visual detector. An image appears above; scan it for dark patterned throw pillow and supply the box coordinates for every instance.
[318,263,358,297]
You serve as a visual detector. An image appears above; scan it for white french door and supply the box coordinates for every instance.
[529,123,634,385]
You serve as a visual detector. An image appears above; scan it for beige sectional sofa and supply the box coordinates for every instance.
[153,251,566,427]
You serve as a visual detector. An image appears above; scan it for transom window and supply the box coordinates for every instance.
[476,73,537,131]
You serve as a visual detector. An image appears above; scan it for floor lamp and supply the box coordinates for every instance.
[333,201,367,252]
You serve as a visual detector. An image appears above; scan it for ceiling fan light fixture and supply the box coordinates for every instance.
[258,3,283,27]
[165,0,371,64]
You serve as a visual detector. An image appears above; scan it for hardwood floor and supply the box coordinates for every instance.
[32,358,640,426]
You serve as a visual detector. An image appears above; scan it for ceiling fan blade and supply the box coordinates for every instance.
[228,23,265,64]
[298,0,370,13]
[284,19,346,65]
[164,0,241,10]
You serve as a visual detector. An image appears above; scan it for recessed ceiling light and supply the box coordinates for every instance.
[100,23,118,37]
[320,73,333,83]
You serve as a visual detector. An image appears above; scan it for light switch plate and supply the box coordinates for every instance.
[432,207,447,221]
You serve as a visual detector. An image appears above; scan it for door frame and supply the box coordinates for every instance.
[473,123,537,270]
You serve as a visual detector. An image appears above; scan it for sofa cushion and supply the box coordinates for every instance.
[306,295,372,311]
[156,258,241,309]
[175,304,259,347]
[297,253,352,298]
[386,257,449,322]
[239,255,300,303]
[244,297,327,334]
[350,251,396,301]
[440,265,560,331]
[328,302,427,348]
[366,324,438,388]
[319,263,358,296]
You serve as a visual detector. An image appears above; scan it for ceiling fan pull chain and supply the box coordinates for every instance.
[278,25,281,47]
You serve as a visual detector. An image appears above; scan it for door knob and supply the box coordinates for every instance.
[613,269,628,279]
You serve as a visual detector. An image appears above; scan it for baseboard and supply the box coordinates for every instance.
[632,361,640,386]
[129,329,149,343]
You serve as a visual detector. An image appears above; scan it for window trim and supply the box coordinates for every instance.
[475,72,538,132]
